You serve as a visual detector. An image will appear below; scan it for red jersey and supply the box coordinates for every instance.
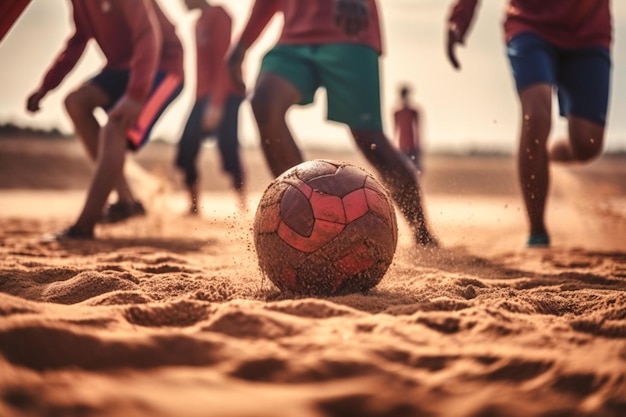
[448,0,612,49]
[237,0,383,54]
[394,106,420,153]
[0,0,31,42]
[39,0,184,103]
[194,6,243,106]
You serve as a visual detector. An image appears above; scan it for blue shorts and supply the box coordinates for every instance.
[506,32,611,126]
[259,44,382,130]
[91,69,183,150]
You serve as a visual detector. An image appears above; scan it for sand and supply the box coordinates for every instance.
[0,136,625,417]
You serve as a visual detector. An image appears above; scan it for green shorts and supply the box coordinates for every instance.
[258,43,382,130]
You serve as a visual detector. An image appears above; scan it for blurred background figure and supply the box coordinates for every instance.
[175,0,246,215]
[393,84,424,173]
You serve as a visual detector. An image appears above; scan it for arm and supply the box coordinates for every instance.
[27,5,88,112]
[446,0,479,70]
[109,0,161,129]
[119,0,161,103]
[226,0,279,90]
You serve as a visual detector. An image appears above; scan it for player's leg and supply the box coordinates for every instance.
[550,117,605,162]
[216,95,245,193]
[250,46,316,177]
[549,47,611,163]
[67,72,183,237]
[64,82,108,161]
[72,117,128,235]
[507,33,557,246]
[66,72,141,204]
[517,84,552,241]
[351,127,436,246]
[319,44,436,246]
[175,98,207,214]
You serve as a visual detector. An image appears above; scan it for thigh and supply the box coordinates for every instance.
[557,47,611,126]
[317,44,382,130]
[217,95,242,147]
[180,98,208,144]
[257,45,317,105]
[507,33,558,93]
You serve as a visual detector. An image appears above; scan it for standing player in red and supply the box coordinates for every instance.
[447,0,612,247]
[26,0,184,240]
[393,84,423,173]
[175,0,246,215]
[227,0,437,247]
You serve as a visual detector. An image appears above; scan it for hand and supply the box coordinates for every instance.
[334,0,369,37]
[26,90,46,113]
[447,24,463,70]
[202,105,223,132]
[108,95,142,130]
[226,43,247,92]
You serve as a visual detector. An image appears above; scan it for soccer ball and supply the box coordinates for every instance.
[253,159,398,296]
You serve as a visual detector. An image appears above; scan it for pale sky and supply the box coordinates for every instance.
[1,0,625,153]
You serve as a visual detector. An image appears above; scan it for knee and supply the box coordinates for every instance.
[570,129,604,161]
[64,89,87,117]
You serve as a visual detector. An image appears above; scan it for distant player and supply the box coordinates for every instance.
[227,0,437,246]
[393,84,423,172]
[175,0,246,215]
[27,0,184,240]
[447,0,612,247]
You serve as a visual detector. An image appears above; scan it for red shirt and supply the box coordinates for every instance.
[237,0,383,54]
[40,0,184,103]
[194,6,243,106]
[394,106,420,152]
[0,0,31,42]
[448,0,612,49]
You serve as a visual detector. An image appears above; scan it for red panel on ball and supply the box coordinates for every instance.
[309,192,346,224]
[364,187,393,227]
[334,242,376,276]
[277,219,345,253]
[342,188,369,223]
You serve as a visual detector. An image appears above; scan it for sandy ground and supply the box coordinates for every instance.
[0,136,625,417]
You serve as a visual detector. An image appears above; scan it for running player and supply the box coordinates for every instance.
[27,0,184,240]
[447,0,612,247]
[227,0,437,246]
